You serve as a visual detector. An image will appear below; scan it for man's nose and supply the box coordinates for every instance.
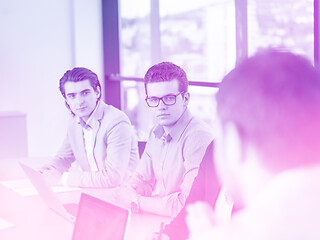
[76,95,85,105]
[157,99,168,109]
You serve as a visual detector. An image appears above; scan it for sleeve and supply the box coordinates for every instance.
[66,121,137,188]
[163,142,222,240]
[128,136,156,194]
[139,130,214,218]
[47,135,75,173]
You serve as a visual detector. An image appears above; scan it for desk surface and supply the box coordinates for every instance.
[0,158,171,240]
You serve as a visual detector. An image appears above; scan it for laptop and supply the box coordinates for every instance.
[19,162,78,223]
[72,193,131,240]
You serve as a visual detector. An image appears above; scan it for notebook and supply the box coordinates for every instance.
[72,193,131,240]
[19,162,78,223]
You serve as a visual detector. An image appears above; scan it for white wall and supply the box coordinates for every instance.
[0,0,104,158]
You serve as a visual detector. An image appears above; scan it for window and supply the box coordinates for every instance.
[116,0,316,139]
[247,0,314,62]
[119,0,235,139]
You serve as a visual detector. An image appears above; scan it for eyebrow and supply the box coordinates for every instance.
[66,92,76,97]
[66,89,91,96]
[81,89,91,93]
[148,93,177,98]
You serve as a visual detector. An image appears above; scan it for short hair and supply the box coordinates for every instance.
[144,62,188,95]
[216,49,320,172]
[59,67,101,100]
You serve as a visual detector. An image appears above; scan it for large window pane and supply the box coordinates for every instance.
[119,0,152,139]
[119,0,151,76]
[248,0,314,62]
[160,0,235,82]
[120,0,235,139]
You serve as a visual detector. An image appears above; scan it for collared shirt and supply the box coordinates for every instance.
[82,126,97,171]
[132,109,214,217]
[78,102,100,172]
[62,102,101,184]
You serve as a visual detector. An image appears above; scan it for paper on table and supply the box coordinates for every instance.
[0,179,80,197]
[0,217,15,230]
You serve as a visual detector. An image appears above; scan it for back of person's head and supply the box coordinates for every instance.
[144,62,188,95]
[59,67,101,100]
[216,49,320,173]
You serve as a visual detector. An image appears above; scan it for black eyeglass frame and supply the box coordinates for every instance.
[145,92,185,107]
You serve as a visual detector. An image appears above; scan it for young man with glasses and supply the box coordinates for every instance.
[116,62,214,218]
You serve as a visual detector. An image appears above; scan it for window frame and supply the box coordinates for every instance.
[102,0,319,109]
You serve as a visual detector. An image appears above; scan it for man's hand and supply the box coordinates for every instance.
[39,166,62,186]
[38,164,55,174]
[149,232,170,240]
[131,181,152,196]
[114,185,140,208]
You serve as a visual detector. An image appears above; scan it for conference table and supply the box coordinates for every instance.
[0,157,171,240]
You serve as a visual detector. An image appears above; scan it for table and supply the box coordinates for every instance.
[0,158,171,240]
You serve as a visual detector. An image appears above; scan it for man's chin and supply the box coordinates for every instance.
[157,119,176,127]
[75,112,89,119]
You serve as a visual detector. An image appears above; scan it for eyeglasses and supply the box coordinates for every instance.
[145,92,184,107]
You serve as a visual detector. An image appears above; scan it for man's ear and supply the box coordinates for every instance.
[224,121,270,206]
[214,120,246,206]
[223,122,244,169]
[183,92,190,106]
[96,86,101,99]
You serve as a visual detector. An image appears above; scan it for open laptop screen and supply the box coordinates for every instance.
[72,193,130,240]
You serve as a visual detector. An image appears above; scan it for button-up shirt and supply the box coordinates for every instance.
[78,104,100,172]
[131,109,214,217]
[82,125,98,171]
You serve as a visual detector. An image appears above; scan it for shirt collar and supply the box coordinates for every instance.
[153,108,193,142]
[77,101,103,129]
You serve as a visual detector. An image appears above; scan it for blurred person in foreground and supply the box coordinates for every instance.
[187,49,320,239]
[116,62,213,218]
[40,67,138,188]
